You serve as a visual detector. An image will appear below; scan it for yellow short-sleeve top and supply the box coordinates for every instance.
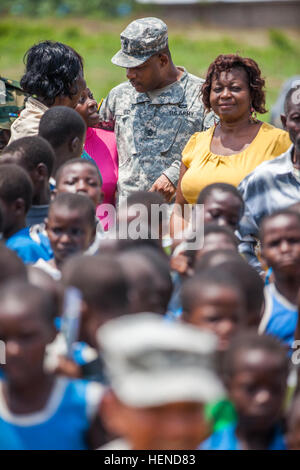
[181,122,291,205]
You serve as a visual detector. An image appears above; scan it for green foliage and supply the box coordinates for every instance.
[269,29,294,52]
[0,17,299,122]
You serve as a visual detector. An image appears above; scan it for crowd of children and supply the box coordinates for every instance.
[0,33,300,450]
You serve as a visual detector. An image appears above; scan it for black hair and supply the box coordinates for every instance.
[55,157,102,186]
[259,208,300,244]
[49,192,95,227]
[125,190,167,227]
[3,136,55,177]
[0,280,56,326]
[118,246,173,315]
[0,163,33,212]
[21,41,84,107]
[61,253,129,315]
[39,106,86,150]
[197,182,244,216]
[223,331,289,379]
[0,203,3,234]
[284,85,300,115]
[195,249,242,272]
[181,266,245,318]
[216,260,264,322]
[204,224,240,247]
[0,244,27,285]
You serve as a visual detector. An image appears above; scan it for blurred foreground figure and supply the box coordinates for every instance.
[98,313,224,450]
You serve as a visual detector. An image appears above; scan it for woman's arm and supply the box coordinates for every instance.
[169,162,190,239]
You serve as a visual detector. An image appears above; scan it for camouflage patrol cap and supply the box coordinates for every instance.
[111,17,168,68]
[0,77,26,130]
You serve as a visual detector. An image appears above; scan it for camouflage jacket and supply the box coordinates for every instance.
[0,76,26,131]
[99,68,215,199]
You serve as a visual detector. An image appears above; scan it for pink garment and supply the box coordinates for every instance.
[84,127,118,230]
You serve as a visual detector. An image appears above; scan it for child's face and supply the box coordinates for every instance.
[75,88,100,128]
[46,206,95,265]
[56,163,103,208]
[261,214,300,277]
[196,233,237,260]
[184,285,245,351]
[105,396,210,450]
[227,349,287,431]
[0,298,55,386]
[203,190,242,230]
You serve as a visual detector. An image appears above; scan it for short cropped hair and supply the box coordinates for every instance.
[181,267,245,318]
[61,253,129,315]
[284,85,300,115]
[223,331,289,379]
[202,54,266,114]
[0,244,27,285]
[0,280,56,326]
[49,192,95,227]
[21,41,83,107]
[259,208,300,244]
[3,135,55,176]
[204,224,240,247]
[39,106,86,150]
[197,182,244,216]
[55,157,102,186]
[0,163,33,212]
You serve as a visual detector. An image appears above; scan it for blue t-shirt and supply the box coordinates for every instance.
[6,227,52,264]
[199,424,286,450]
[259,283,298,349]
[0,377,103,450]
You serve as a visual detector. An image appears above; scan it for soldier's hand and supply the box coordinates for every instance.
[149,174,176,203]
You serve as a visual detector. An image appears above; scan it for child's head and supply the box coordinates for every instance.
[1,136,55,202]
[181,267,246,351]
[117,246,173,315]
[197,183,244,231]
[213,259,264,329]
[20,40,85,108]
[223,332,289,433]
[98,313,224,450]
[27,266,63,318]
[39,106,86,175]
[0,280,56,387]
[0,163,33,238]
[117,190,167,242]
[196,224,239,262]
[0,244,27,285]
[260,209,300,279]
[75,87,100,128]
[45,192,96,267]
[55,158,103,208]
[61,253,129,349]
[195,248,242,272]
[286,393,300,450]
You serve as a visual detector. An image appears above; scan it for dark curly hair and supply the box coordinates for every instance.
[20,41,84,107]
[202,54,266,114]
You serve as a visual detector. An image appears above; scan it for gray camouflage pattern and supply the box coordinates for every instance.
[111,17,168,68]
[99,68,215,201]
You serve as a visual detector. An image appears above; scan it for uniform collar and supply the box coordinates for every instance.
[133,67,188,105]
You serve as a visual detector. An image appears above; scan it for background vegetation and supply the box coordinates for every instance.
[0,9,299,122]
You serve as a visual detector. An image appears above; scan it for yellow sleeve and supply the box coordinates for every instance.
[272,129,292,156]
[182,132,201,168]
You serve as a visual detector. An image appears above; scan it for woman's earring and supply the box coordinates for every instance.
[250,106,258,123]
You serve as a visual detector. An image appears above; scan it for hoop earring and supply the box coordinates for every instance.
[250,106,258,123]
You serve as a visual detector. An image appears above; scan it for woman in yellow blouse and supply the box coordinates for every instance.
[170,54,291,235]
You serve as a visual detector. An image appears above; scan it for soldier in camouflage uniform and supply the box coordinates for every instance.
[99,17,214,203]
[0,77,26,151]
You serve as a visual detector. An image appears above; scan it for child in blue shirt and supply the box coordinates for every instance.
[0,280,104,449]
[200,332,288,450]
[0,164,51,263]
[259,209,300,349]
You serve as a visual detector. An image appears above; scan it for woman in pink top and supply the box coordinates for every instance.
[76,88,118,230]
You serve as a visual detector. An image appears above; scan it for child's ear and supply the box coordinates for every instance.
[70,136,80,154]
[99,389,127,437]
[260,250,268,272]
[50,188,57,202]
[45,218,49,231]
[281,114,287,129]
[14,197,26,215]
[36,162,48,180]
